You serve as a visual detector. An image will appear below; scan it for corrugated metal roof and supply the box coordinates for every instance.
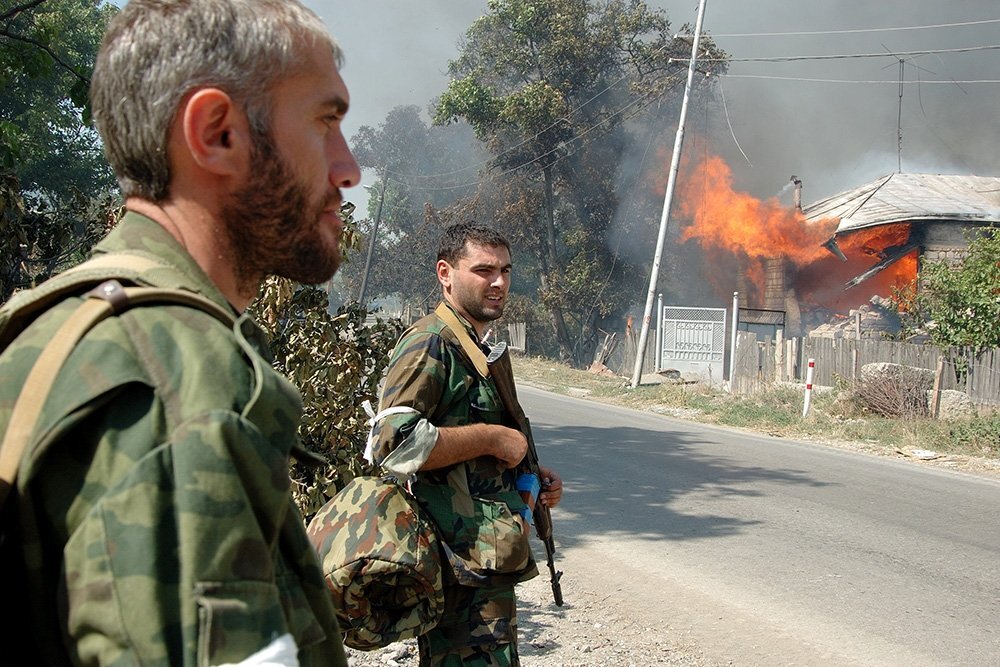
[801,173,1000,235]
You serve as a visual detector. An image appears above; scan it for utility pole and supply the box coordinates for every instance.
[629,0,708,388]
[358,171,387,306]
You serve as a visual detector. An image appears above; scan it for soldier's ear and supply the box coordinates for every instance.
[180,87,247,177]
[436,259,452,289]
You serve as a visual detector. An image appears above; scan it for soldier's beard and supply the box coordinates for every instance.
[221,131,341,290]
[451,286,505,327]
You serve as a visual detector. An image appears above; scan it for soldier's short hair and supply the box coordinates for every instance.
[91,0,340,202]
[437,223,511,265]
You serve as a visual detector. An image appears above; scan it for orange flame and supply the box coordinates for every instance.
[677,155,838,266]
[669,154,918,311]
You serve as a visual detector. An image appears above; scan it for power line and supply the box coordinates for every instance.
[721,74,1000,84]
[683,18,1000,39]
[376,39,999,190]
[395,39,687,182]
[386,76,682,192]
[698,43,1000,63]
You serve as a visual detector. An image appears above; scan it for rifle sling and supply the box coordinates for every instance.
[434,303,489,379]
[433,303,525,426]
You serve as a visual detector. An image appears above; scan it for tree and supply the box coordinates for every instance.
[433,0,727,363]
[248,204,403,521]
[1,0,116,200]
[896,226,1000,354]
[346,105,483,311]
[1,0,119,301]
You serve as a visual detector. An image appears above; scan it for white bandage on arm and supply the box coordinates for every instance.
[362,401,439,475]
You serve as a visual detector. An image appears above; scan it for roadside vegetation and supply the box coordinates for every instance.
[510,355,1000,467]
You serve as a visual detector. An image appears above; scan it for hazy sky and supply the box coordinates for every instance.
[313,0,1000,214]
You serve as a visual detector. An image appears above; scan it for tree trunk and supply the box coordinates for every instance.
[540,164,573,362]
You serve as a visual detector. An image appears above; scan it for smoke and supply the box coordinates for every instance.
[665,0,1000,201]
[315,0,999,206]
[312,0,997,317]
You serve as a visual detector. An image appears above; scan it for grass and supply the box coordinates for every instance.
[511,355,1000,466]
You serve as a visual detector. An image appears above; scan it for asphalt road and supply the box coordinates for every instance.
[520,385,1000,666]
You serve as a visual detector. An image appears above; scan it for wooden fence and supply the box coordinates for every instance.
[731,332,1000,406]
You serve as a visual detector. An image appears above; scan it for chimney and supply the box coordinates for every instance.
[790,175,803,212]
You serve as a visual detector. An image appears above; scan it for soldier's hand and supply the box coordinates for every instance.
[539,466,563,508]
[493,427,528,468]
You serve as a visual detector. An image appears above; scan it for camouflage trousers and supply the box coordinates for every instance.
[418,583,518,666]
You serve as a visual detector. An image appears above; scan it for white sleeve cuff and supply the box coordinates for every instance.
[213,633,299,667]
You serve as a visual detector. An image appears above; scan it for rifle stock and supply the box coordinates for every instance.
[486,345,564,606]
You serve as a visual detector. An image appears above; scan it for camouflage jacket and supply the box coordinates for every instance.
[372,302,537,587]
[0,213,346,666]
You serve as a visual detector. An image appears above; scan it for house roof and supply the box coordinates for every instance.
[802,173,1000,235]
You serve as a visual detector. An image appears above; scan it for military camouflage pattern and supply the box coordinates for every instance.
[371,303,537,664]
[307,475,444,650]
[418,582,519,666]
[0,212,347,666]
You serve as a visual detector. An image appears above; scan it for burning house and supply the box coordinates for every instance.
[675,161,1000,340]
[801,173,1000,337]
[806,172,1000,279]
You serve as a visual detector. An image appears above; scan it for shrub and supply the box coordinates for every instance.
[850,364,932,418]
[949,415,1000,456]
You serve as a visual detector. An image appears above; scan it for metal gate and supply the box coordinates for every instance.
[659,306,727,383]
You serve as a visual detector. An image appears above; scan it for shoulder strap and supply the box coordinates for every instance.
[0,252,169,350]
[434,303,490,379]
[0,279,236,510]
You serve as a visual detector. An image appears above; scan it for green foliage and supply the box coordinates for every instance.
[714,386,802,429]
[949,414,1000,456]
[0,0,120,302]
[346,105,482,310]
[248,204,404,522]
[1,170,121,301]
[250,278,403,522]
[0,0,117,201]
[895,227,1000,354]
[432,0,728,364]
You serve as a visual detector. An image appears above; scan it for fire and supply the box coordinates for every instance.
[837,223,911,256]
[668,153,918,313]
[676,155,838,266]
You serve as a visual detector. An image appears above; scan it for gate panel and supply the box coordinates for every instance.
[660,306,727,384]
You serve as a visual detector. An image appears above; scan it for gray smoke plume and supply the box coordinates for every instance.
[316,0,998,206]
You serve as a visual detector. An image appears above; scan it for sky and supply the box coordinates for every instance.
[313,0,1000,216]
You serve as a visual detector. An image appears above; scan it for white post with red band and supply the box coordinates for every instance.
[802,357,815,417]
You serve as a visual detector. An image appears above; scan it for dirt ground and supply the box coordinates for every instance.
[344,559,723,667]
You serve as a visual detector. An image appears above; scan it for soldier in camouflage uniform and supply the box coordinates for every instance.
[0,0,360,664]
[370,223,564,666]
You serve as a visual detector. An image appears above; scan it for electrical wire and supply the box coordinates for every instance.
[682,18,1000,39]
[373,30,999,192]
[721,74,1000,84]
[718,80,751,166]
[696,44,1000,63]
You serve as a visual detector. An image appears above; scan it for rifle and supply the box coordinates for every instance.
[487,344,564,606]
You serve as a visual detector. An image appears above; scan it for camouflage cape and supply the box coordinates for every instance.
[0,213,347,666]
[307,475,444,650]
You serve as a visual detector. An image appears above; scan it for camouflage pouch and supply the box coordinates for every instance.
[306,476,444,651]
[417,465,537,589]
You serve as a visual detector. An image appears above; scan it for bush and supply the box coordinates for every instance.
[949,415,1000,456]
[249,277,403,522]
[850,364,932,418]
